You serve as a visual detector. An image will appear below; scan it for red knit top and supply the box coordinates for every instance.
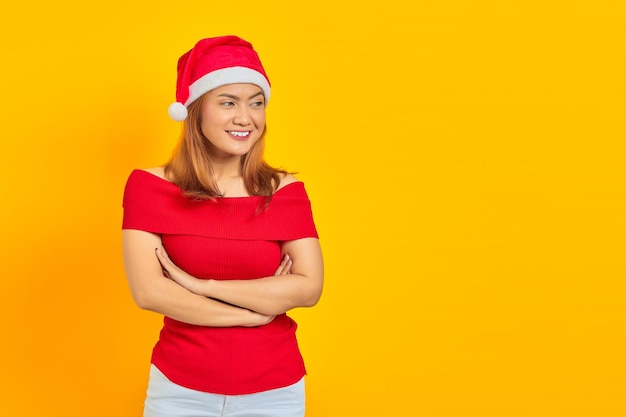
[122,169,318,395]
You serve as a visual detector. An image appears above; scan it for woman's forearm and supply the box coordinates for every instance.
[203,274,322,316]
[133,276,273,327]
[123,229,273,327]
[199,238,324,315]
[153,237,324,317]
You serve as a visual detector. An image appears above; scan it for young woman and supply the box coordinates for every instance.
[122,36,324,417]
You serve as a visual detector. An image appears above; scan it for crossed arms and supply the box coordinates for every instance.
[122,229,324,327]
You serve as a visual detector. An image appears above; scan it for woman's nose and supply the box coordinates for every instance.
[234,107,251,125]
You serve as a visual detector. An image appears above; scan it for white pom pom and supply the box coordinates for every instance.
[168,102,188,121]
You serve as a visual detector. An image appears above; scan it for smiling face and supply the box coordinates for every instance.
[199,83,266,159]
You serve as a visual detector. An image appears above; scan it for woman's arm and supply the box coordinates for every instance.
[122,229,276,327]
[156,237,324,316]
[211,237,324,315]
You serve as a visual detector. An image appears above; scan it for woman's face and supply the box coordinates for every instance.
[199,83,266,159]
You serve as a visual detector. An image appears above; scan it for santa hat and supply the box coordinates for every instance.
[168,36,271,121]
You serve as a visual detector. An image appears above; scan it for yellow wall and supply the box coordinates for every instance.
[1,1,625,416]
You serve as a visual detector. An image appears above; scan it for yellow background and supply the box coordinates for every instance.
[1,1,625,416]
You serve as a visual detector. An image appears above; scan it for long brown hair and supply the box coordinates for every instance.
[164,95,288,200]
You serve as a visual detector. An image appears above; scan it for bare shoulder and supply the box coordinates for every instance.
[140,167,167,180]
[277,173,300,191]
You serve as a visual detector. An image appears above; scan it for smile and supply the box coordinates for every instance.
[228,131,250,138]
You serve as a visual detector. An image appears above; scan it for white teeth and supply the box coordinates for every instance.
[229,131,250,137]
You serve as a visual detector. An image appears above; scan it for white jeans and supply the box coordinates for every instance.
[144,365,305,417]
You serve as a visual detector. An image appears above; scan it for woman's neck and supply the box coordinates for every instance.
[209,155,243,181]
[207,155,249,197]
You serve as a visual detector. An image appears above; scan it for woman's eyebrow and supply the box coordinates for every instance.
[217,91,264,100]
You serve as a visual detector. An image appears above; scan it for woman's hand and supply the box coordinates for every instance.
[243,310,276,327]
[155,247,209,296]
[154,247,294,326]
[200,238,323,316]
[156,248,293,296]
[274,254,293,276]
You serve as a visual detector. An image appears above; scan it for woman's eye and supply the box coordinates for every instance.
[221,101,235,107]
[251,101,264,107]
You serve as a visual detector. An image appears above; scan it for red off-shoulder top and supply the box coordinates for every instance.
[122,169,318,395]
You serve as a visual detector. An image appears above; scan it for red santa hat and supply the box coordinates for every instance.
[168,36,271,121]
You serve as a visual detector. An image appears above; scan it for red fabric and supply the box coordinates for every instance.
[122,169,318,394]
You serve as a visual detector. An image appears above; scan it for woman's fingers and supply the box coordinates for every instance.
[244,312,276,327]
[155,247,180,278]
[156,247,171,266]
[154,248,169,276]
[154,247,207,296]
[156,248,178,269]
[274,254,292,276]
